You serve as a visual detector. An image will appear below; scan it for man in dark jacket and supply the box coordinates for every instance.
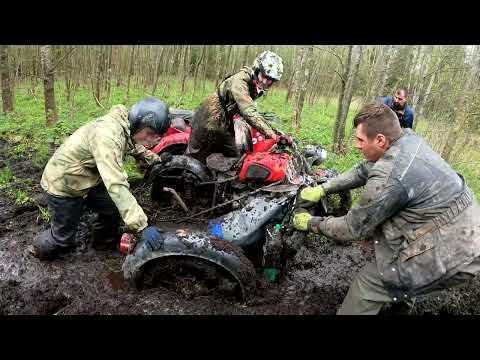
[380,87,414,128]
[292,102,480,315]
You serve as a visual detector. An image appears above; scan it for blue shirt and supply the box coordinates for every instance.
[381,96,414,128]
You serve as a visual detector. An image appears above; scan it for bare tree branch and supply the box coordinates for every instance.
[313,45,344,72]
[51,46,76,72]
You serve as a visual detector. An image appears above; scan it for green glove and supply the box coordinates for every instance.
[300,185,326,203]
[292,211,312,231]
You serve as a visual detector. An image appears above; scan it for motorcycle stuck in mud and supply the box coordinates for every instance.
[121,109,352,302]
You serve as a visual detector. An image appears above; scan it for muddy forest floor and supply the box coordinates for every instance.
[1,139,480,315]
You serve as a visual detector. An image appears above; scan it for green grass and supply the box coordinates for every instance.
[0,78,478,200]
[0,166,13,187]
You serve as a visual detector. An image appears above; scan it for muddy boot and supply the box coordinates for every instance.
[31,193,85,260]
[31,229,75,261]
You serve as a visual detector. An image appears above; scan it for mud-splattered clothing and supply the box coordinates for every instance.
[40,105,159,233]
[187,66,275,162]
[309,129,480,302]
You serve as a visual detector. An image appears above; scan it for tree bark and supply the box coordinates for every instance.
[378,45,394,96]
[222,45,233,78]
[151,46,164,95]
[125,45,136,103]
[40,45,58,124]
[243,45,250,66]
[94,45,105,106]
[286,46,302,103]
[180,45,190,99]
[333,45,362,154]
[1,45,14,113]
[192,45,206,99]
[291,46,314,131]
[105,45,113,102]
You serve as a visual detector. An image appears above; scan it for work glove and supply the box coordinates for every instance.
[292,210,312,232]
[141,226,164,252]
[300,185,326,203]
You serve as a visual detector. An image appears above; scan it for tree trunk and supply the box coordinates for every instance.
[125,45,136,103]
[222,45,233,78]
[180,45,190,100]
[291,46,314,131]
[0,45,14,113]
[30,46,39,96]
[192,45,206,99]
[215,45,223,85]
[407,45,422,92]
[378,45,394,95]
[115,46,122,87]
[243,45,250,66]
[411,46,432,109]
[64,45,73,103]
[162,46,176,97]
[94,45,105,106]
[40,45,58,124]
[105,45,113,102]
[202,45,210,94]
[333,45,362,154]
[364,46,382,102]
[151,46,164,95]
[286,46,302,103]
[416,47,444,118]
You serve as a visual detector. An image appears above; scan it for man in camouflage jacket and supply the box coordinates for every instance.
[293,103,480,315]
[187,51,284,163]
[33,98,171,260]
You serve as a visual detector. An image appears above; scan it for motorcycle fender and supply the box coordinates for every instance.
[122,231,256,302]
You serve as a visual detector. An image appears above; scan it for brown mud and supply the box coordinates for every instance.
[1,138,480,315]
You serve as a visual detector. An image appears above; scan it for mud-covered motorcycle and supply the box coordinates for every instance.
[121,109,351,302]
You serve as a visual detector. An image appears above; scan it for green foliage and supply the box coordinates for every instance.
[0,166,13,187]
[14,189,32,205]
[37,205,51,223]
[124,156,144,182]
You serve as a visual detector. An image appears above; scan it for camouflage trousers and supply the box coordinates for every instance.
[187,120,239,164]
[338,257,480,315]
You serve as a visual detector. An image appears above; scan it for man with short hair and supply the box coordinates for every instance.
[292,102,480,315]
[380,87,414,128]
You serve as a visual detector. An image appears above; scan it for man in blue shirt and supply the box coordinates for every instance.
[380,88,414,128]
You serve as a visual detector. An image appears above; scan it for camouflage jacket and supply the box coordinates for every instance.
[217,66,275,137]
[40,105,160,233]
[309,129,480,297]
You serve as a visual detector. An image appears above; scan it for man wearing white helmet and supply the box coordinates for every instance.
[187,50,284,163]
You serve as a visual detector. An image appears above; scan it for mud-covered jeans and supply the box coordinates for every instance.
[337,257,480,315]
[33,184,121,259]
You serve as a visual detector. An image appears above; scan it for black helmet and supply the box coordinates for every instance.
[128,97,170,136]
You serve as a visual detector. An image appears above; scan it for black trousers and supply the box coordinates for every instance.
[34,184,121,257]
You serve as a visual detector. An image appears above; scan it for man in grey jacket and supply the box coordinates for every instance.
[292,102,480,315]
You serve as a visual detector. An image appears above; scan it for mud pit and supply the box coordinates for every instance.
[1,138,480,315]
